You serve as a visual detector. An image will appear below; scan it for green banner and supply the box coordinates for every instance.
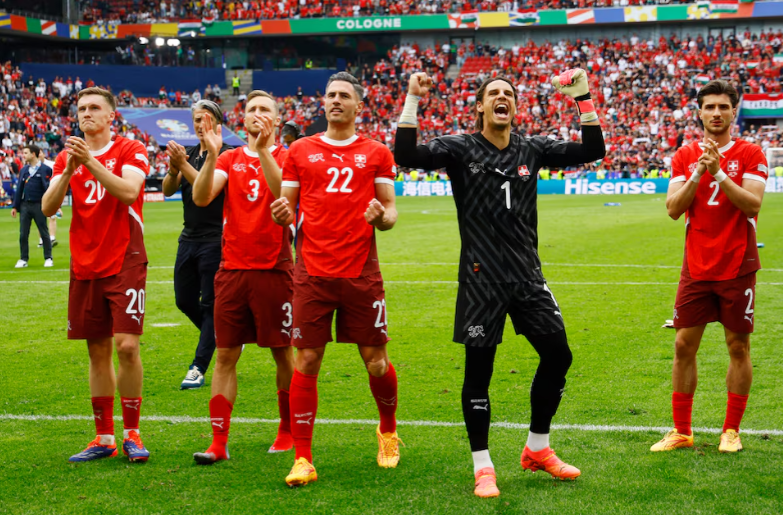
[79,25,90,39]
[538,10,568,25]
[289,15,449,35]
[25,17,41,34]
[657,5,690,20]
[204,20,233,36]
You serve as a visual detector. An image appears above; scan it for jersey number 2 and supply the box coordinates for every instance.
[85,180,106,204]
[326,167,353,193]
[707,181,720,206]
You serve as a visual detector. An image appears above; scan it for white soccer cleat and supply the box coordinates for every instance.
[15,260,28,268]
[44,259,54,268]
[180,366,205,390]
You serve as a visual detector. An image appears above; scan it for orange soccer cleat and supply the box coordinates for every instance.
[521,446,581,480]
[474,467,500,498]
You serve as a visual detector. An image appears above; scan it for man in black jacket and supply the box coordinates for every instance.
[394,70,606,496]
[12,144,53,268]
[163,100,232,389]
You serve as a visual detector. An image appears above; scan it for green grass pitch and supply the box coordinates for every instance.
[1,194,782,514]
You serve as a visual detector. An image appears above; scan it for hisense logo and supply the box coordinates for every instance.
[565,179,658,195]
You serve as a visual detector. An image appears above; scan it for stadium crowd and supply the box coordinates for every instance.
[81,0,716,25]
[2,27,782,199]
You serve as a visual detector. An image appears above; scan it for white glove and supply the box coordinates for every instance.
[551,68,598,123]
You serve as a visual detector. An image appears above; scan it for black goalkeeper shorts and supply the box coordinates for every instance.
[453,281,565,347]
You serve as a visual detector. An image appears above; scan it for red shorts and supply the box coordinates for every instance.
[673,272,756,334]
[68,264,148,340]
[214,268,293,348]
[292,271,390,349]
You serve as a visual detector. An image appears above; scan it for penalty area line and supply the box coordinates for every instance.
[0,414,781,436]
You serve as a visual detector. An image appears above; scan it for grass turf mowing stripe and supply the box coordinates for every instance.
[1,413,782,436]
[6,281,783,286]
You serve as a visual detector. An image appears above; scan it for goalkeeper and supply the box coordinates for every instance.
[394,70,605,497]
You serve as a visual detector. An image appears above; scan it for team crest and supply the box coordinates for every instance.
[105,158,116,171]
[308,153,324,163]
[518,165,531,181]
[469,162,485,174]
[354,154,367,168]
[727,160,739,177]
[688,162,698,174]
[233,163,247,172]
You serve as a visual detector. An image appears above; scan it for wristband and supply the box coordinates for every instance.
[167,169,178,177]
[574,93,598,123]
[689,172,702,184]
[714,169,728,183]
[398,94,421,126]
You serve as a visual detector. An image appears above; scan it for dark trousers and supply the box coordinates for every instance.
[174,240,221,373]
[20,201,51,261]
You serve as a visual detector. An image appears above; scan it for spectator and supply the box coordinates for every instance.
[11,143,53,268]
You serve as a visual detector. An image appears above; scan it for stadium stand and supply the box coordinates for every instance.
[79,0,714,24]
[2,28,781,189]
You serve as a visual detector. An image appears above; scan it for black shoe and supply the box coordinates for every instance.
[52,240,58,247]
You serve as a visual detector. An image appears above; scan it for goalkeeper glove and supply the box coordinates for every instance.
[551,68,598,123]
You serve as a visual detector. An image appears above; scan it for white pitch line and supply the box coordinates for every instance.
[0,414,781,436]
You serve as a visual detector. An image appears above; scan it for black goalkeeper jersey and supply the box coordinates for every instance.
[395,126,605,285]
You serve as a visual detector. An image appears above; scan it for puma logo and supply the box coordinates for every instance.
[249,163,260,174]
[123,401,140,411]
[281,329,291,337]
[473,405,489,411]
[131,315,142,325]
[745,314,754,324]
[333,153,345,162]
[211,419,225,430]
[380,328,388,336]
[295,417,313,425]
[377,396,396,407]
[94,414,102,421]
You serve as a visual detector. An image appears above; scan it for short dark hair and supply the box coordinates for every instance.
[697,79,739,108]
[474,76,518,132]
[326,72,364,100]
[23,143,41,157]
[281,121,300,137]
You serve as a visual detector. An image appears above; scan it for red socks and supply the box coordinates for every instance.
[91,396,115,436]
[121,397,142,432]
[369,363,398,434]
[277,390,292,436]
[290,370,318,463]
[723,392,749,433]
[672,391,694,436]
[208,394,233,457]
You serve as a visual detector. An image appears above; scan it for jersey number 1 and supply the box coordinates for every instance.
[501,181,511,210]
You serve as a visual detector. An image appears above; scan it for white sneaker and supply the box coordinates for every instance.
[15,260,28,268]
[180,366,205,390]
[44,259,54,268]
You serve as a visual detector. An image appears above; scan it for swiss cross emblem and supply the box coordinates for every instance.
[105,158,116,171]
[728,160,739,173]
[354,154,367,168]
[518,165,530,176]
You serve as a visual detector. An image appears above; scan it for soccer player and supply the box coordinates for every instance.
[41,87,151,462]
[653,79,767,453]
[270,72,400,487]
[162,100,232,390]
[394,70,606,496]
[190,90,295,463]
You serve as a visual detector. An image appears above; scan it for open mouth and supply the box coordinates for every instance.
[494,104,509,119]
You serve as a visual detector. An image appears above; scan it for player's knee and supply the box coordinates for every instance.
[215,348,240,368]
[674,337,699,359]
[726,338,750,360]
[365,357,388,377]
[114,339,140,361]
[296,348,324,374]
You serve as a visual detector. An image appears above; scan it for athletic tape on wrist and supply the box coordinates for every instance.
[714,169,728,183]
[399,94,421,126]
[689,172,702,184]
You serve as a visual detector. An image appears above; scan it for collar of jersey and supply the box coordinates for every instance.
[718,140,735,154]
[90,140,115,157]
[243,145,276,157]
[319,134,359,147]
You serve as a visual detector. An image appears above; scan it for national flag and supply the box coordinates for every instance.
[447,13,479,29]
[746,61,760,69]
[741,93,783,118]
[178,19,202,37]
[774,54,783,64]
[695,74,710,85]
[41,21,57,35]
[709,0,738,13]
[566,9,595,24]
[509,9,539,26]
[624,6,657,22]
[232,20,263,35]
[0,12,11,29]
[202,15,215,26]
[56,22,71,38]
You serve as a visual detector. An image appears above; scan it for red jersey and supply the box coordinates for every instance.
[52,136,148,281]
[215,145,292,271]
[670,138,768,281]
[282,133,396,278]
